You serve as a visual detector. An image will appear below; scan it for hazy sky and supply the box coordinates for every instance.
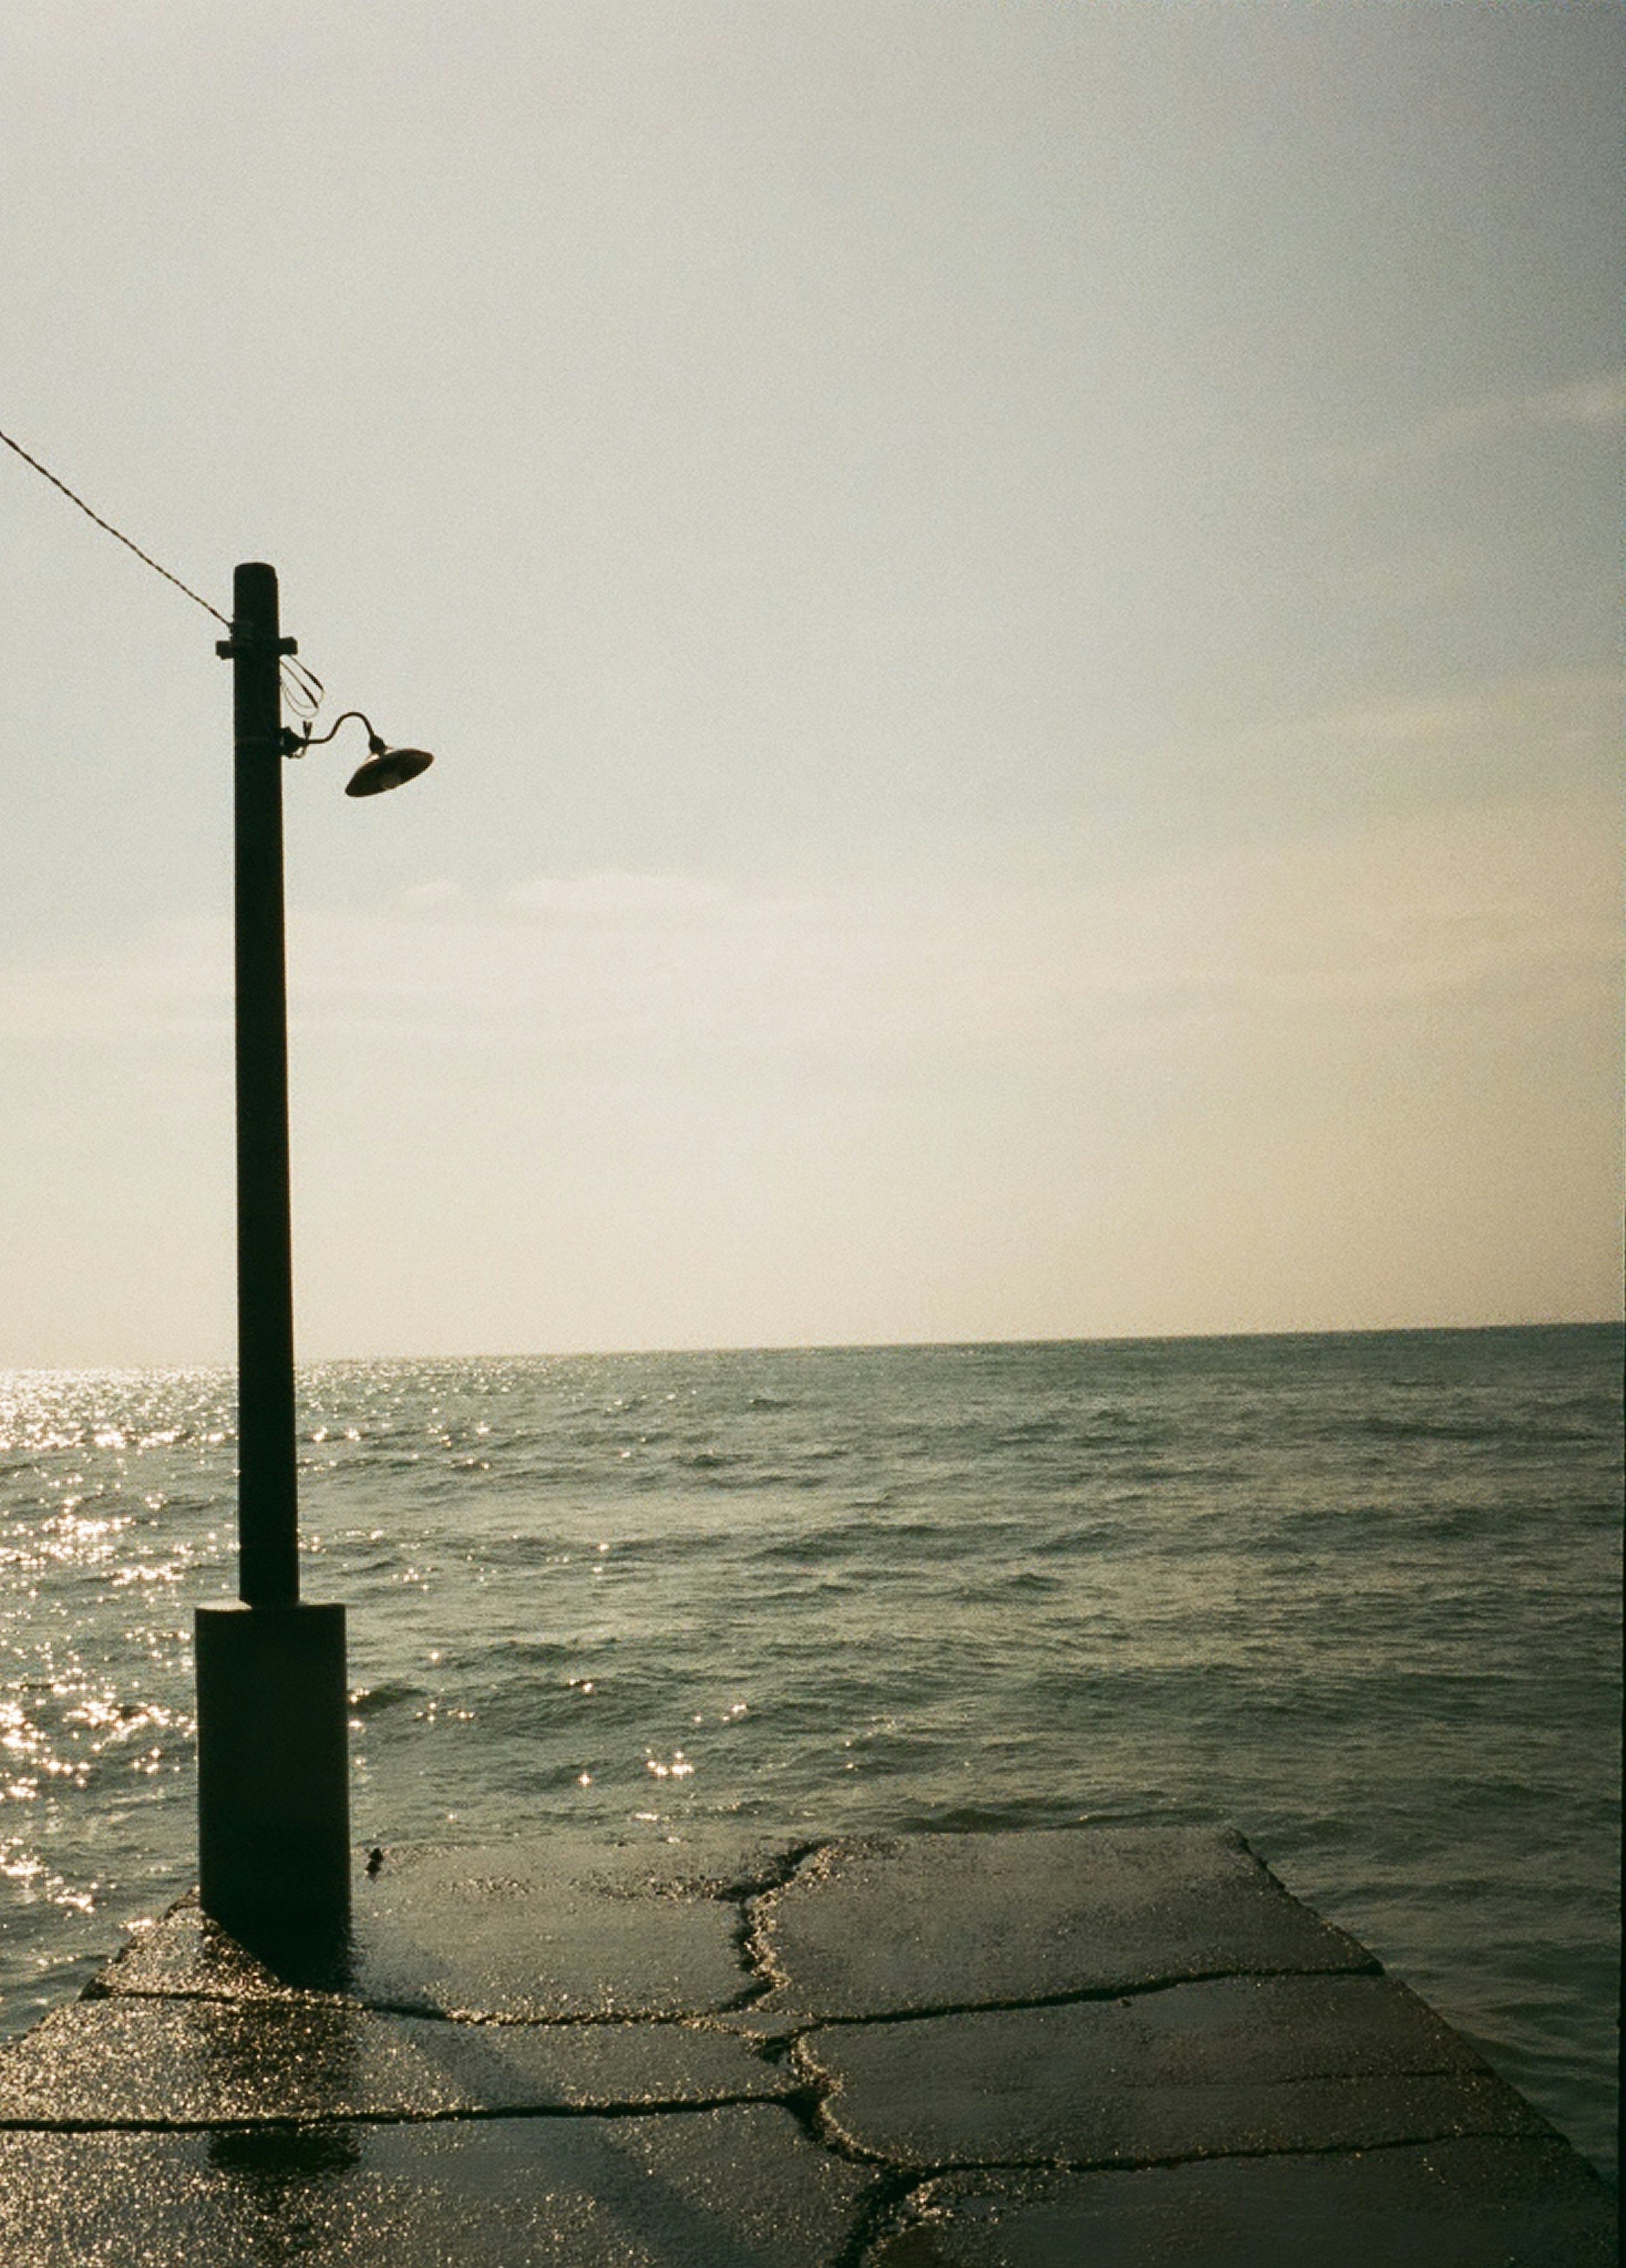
[1,1,1620,1365]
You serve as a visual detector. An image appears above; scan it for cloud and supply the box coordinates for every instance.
[1,796,1615,1359]
[306,810,1617,1060]
[1170,670,1622,811]
[3,662,1616,1069]
[3,787,1612,1077]
[1524,373,1626,429]
[1166,798,1618,1015]
[1303,370,1626,481]
[0,918,231,1044]
[507,869,727,917]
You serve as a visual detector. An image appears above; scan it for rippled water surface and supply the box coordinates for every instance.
[1,1326,1618,2177]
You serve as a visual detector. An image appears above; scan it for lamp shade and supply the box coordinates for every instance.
[344,746,434,798]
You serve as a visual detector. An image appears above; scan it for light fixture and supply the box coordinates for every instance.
[283,709,435,797]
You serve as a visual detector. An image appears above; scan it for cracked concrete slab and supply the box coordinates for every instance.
[804,1972,1548,2163]
[874,2139,1620,2266]
[0,1999,795,2127]
[98,1835,789,2020]
[830,2059,1543,2169]
[749,1829,1377,2021]
[0,2105,874,2268]
[3,1829,1609,2264]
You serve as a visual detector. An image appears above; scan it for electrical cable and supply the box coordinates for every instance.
[1,423,231,627]
[2,422,329,727]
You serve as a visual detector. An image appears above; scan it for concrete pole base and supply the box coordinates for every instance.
[194,1603,351,1971]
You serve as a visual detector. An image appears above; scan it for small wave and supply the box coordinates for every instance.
[1029,1524,1128,1555]
[886,1796,1104,1834]
[990,1418,1067,1445]
[347,1681,425,1718]
[1355,1413,1536,1445]
[959,1569,1067,1599]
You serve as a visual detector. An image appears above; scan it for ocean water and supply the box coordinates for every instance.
[0,1325,1618,2179]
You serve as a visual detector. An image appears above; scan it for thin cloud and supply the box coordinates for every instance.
[3,796,1612,1066]
[1302,371,1626,481]
[508,870,727,917]
[1171,671,1622,810]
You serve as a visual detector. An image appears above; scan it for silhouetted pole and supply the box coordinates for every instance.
[226,561,300,1608]
[194,562,350,1964]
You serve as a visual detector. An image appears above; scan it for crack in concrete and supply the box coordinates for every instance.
[829,2170,930,2268]
[799,2093,1544,2174]
[0,2091,827,2138]
[735,1954,1386,2037]
[79,1980,790,2029]
[709,1838,831,2012]
[802,2122,1572,2184]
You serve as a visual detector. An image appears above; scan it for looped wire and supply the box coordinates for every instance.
[279,657,325,719]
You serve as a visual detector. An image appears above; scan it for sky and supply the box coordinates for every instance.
[0,0,1620,1365]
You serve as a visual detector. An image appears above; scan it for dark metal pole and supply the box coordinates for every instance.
[195,563,350,1964]
[219,562,300,1607]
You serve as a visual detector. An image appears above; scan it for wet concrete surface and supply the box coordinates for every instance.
[875,2140,1620,2267]
[0,1827,1613,2265]
[0,2107,873,2267]
[801,1971,1545,2163]
[0,1998,796,2125]
[96,1834,790,2019]
[747,1828,1378,2022]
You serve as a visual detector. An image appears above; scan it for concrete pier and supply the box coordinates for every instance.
[0,1826,1614,2263]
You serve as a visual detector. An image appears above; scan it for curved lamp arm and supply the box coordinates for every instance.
[281,710,434,797]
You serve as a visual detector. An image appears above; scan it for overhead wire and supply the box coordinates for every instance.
[0,422,326,719]
[1,423,231,626]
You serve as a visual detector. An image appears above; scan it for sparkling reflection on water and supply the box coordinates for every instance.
[0,1329,1619,2180]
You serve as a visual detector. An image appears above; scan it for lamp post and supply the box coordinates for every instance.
[194,562,431,1962]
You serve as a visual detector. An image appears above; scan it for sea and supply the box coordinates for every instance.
[0,1325,1618,2181]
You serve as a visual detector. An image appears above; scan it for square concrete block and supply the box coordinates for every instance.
[98,1835,793,2020]
[804,1973,1548,2163]
[877,2141,1619,2266]
[0,1998,794,2126]
[751,1828,1377,2020]
[0,2106,874,2268]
